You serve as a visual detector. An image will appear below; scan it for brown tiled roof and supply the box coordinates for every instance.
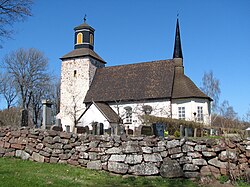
[77,101,121,123]
[94,102,121,123]
[84,60,175,102]
[172,71,212,100]
[60,48,106,63]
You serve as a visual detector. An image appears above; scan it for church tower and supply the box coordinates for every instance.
[59,18,106,132]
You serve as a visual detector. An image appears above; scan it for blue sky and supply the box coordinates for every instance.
[0,0,250,118]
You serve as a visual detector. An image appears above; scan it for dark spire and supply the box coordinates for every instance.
[84,14,87,23]
[173,18,183,59]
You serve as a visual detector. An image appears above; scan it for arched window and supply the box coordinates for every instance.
[124,106,132,124]
[90,34,93,45]
[142,105,153,115]
[77,33,83,44]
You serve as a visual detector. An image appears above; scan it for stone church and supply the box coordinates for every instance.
[58,18,212,133]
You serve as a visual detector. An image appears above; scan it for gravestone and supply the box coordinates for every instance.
[77,127,84,134]
[110,124,124,135]
[180,125,184,137]
[152,123,165,137]
[110,123,118,135]
[128,129,134,135]
[76,126,89,134]
[105,128,111,135]
[92,122,98,135]
[56,119,61,127]
[98,123,104,135]
[21,109,28,127]
[119,125,125,135]
[51,125,63,132]
[194,128,197,137]
[184,127,193,137]
[141,126,153,136]
[42,99,52,129]
[65,125,70,133]
[92,123,104,135]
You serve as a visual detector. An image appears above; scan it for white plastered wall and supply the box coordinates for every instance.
[79,104,110,130]
[110,99,171,131]
[171,98,211,125]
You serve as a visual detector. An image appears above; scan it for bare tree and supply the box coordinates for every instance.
[64,93,84,133]
[50,77,60,115]
[243,106,250,123]
[200,70,221,113]
[31,77,61,127]
[0,72,17,108]
[2,48,50,111]
[0,0,33,46]
[219,100,238,120]
[30,79,53,127]
[0,107,21,126]
[214,100,239,130]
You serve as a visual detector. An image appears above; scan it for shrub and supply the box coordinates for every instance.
[174,130,180,137]
[0,107,22,127]
[141,115,204,136]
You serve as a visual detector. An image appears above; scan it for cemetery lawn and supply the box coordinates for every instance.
[0,157,199,187]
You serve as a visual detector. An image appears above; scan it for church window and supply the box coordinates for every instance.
[77,33,83,44]
[90,34,93,45]
[124,106,132,124]
[197,106,204,122]
[73,70,77,77]
[178,107,185,120]
[142,105,152,115]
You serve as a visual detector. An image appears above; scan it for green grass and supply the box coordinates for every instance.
[0,157,199,187]
[217,175,250,187]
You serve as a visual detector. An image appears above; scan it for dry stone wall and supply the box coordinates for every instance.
[0,127,250,179]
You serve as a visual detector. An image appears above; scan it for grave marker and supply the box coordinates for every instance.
[141,126,153,136]
[21,109,28,127]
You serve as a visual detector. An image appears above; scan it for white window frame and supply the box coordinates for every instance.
[124,106,132,124]
[178,106,185,120]
[197,106,204,122]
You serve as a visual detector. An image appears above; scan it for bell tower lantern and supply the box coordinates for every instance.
[74,16,95,50]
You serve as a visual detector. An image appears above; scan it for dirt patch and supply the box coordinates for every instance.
[199,177,235,187]
[205,180,234,187]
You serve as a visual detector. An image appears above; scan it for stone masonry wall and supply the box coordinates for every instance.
[0,127,250,179]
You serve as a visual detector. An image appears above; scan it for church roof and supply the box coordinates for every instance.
[74,22,95,31]
[84,60,175,103]
[84,59,211,103]
[60,48,106,63]
[172,71,212,100]
[94,102,121,123]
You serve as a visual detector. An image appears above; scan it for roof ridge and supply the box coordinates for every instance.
[101,59,174,69]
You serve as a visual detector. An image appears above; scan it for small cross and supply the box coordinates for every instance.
[84,14,87,23]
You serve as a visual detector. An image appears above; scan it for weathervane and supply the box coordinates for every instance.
[84,14,87,23]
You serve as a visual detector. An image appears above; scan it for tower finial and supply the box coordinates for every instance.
[84,14,87,23]
[173,18,183,59]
